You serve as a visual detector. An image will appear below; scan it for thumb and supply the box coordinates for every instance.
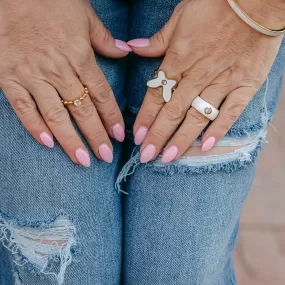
[87,8,132,58]
[127,4,182,57]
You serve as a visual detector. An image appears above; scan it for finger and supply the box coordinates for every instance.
[2,82,54,148]
[161,82,236,163]
[200,87,257,152]
[133,53,185,146]
[28,82,91,167]
[52,73,114,163]
[87,5,132,57]
[75,50,125,143]
[138,59,224,163]
[127,2,184,57]
[133,43,227,147]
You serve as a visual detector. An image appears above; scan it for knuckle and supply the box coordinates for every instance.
[45,106,69,126]
[223,102,245,122]
[187,108,209,125]
[153,31,167,47]
[26,118,43,132]
[75,44,94,68]
[60,134,79,149]
[244,76,264,89]
[13,97,37,116]
[72,101,95,121]
[101,107,119,125]
[14,64,32,79]
[91,82,113,105]
[100,28,112,45]
[138,109,157,126]
[184,64,213,82]
[148,88,164,104]
[149,127,166,140]
[87,129,107,142]
[166,47,187,63]
[162,101,185,121]
[177,132,191,147]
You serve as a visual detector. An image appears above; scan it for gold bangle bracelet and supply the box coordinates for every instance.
[227,0,285,37]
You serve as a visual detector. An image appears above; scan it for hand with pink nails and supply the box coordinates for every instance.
[0,0,131,166]
[128,0,284,163]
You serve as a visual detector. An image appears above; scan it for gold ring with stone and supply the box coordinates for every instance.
[61,87,89,107]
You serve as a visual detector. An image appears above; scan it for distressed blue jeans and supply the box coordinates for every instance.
[0,0,284,284]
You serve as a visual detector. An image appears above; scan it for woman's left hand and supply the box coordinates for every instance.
[128,0,284,163]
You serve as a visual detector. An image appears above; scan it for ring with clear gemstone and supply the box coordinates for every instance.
[74,100,82,107]
[61,87,88,107]
[204,107,212,115]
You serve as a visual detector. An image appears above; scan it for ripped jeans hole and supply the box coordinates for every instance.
[115,131,266,194]
[0,215,76,285]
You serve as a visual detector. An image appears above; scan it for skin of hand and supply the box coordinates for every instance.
[0,0,132,166]
[127,0,284,164]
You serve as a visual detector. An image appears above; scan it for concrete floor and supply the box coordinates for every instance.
[233,81,285,285]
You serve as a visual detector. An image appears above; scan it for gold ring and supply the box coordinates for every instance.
[61,87,89,107]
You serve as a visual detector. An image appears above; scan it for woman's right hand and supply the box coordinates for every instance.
[0,0,131,166]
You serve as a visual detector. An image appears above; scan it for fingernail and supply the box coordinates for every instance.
[75,148,91,167]
[40,132,54,148]
[162,146,179,164]
[99,144,113,163]
[112,123,125,142]
[135,126,148,145]
[140,144,156,163]
[201,136,216,152]
[115,39,132,52]
[127,38,150,48]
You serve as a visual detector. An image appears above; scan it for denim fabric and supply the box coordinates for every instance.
[0,0,284,284]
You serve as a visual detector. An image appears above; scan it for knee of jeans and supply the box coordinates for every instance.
[115,129,266,194]
[0,213,76,285]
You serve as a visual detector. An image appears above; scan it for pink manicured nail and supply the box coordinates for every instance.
[127,38,150,48]
[99,144,113,163]
[140,144,156,163]
[162,146,179,164]
[115,39,132,52]
[112,123,125,142]
[75,148,91,167]
[40,132,54,148]
[202,136,216,152]
[135,126,148,145]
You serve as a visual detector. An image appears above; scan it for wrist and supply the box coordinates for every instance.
[238,0,285,30]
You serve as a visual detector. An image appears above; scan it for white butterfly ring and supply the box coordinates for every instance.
[147,70,177,103]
